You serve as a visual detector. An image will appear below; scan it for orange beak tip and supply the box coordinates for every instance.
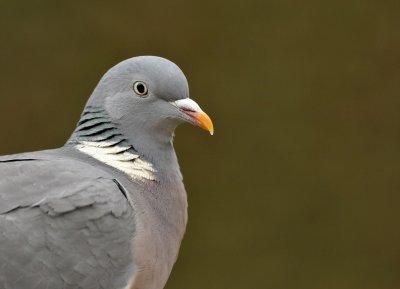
[196,111,214,136]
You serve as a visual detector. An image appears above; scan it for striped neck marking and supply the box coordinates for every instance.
[70,107,156,181]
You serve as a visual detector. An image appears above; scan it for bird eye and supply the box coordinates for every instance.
[133,81,148,96]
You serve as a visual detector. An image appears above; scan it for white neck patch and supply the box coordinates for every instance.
[76,141,157,181]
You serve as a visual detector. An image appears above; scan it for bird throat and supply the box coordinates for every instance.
[68,106,157,181]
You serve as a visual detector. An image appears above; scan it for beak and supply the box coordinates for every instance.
[170,98,214,135]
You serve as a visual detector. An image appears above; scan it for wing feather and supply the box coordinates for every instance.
[0,152,135,289]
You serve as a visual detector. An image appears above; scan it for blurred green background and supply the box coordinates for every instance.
[1,0,400,288]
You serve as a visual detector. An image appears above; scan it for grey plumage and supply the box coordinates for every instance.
[0,151,135,289]
[0,56,213,289]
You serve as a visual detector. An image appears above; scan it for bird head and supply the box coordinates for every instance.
[86,56,214,141]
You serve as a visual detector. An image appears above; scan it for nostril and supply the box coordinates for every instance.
[180,107,196,113]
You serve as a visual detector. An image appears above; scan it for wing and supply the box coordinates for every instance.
[0,152,136,289]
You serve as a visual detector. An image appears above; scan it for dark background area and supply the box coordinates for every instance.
[1,1,400,288]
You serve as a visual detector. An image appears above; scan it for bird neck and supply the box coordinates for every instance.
[67,106,181,182]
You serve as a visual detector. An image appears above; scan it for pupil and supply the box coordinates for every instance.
[137,83,145,93]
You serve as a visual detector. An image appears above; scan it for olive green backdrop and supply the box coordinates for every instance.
[1,1,400,288]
